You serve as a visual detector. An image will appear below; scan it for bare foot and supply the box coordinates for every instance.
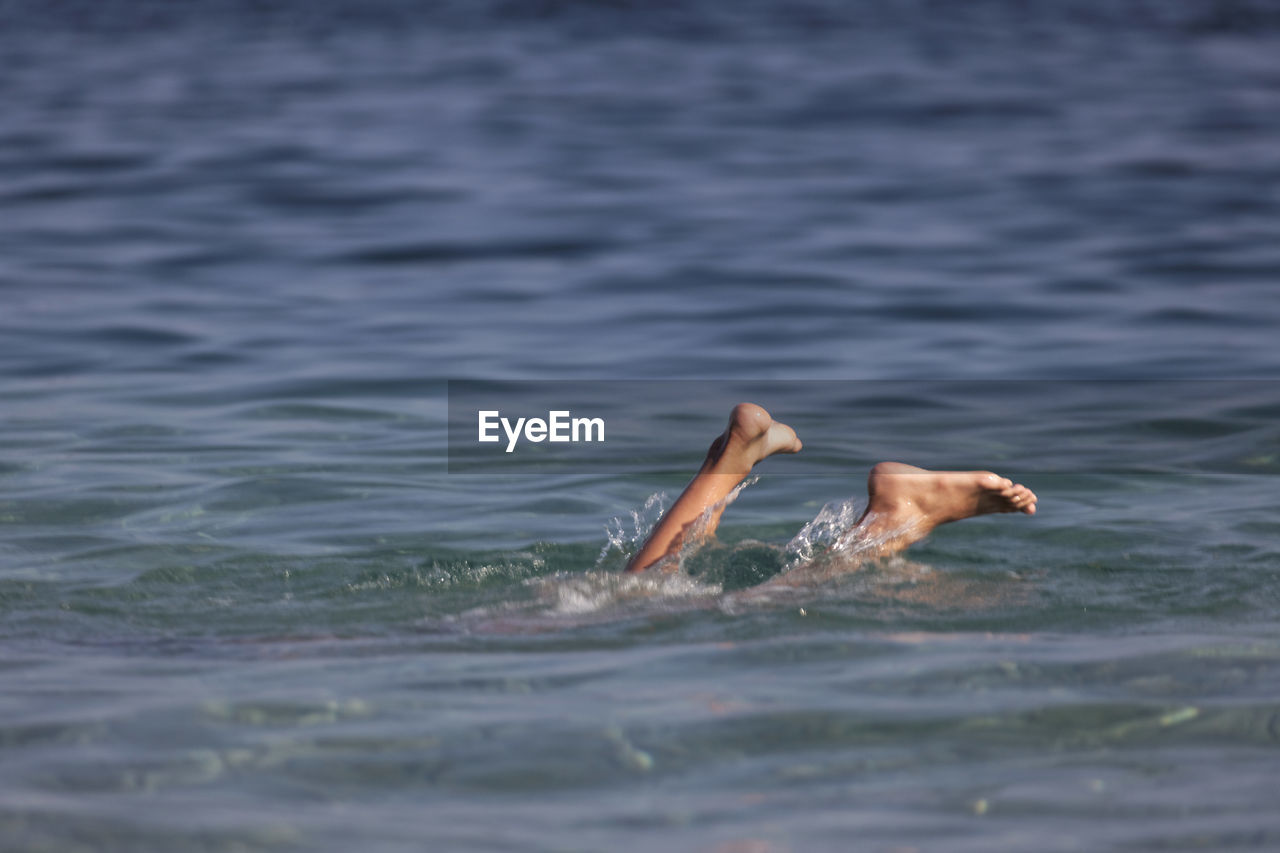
[704,403,802,476]
[860,461,1037,553]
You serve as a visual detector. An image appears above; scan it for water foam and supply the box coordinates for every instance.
[535,570,721,616]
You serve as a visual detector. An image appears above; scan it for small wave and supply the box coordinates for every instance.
[333,237,615,266]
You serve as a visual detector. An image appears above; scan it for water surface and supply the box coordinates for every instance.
[3,2,1280,850]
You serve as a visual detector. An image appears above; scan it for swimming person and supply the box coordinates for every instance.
[624,403,1037,574]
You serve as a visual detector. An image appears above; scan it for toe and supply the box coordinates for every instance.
[976,472,1006,489]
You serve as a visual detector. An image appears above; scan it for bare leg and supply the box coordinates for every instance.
[857,461,1037,556]
[624,403,802,573]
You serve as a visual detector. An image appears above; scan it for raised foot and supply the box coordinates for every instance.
[708,403,802,475]
[863,462,1037,548]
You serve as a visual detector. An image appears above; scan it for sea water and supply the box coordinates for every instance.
[2,1,1280,850]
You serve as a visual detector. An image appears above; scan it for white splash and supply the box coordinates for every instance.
[595,475,759,572]
[782,498,919,573]
[597,490,670,567]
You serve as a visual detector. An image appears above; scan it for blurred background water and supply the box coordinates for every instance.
[2,1,1279,850]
